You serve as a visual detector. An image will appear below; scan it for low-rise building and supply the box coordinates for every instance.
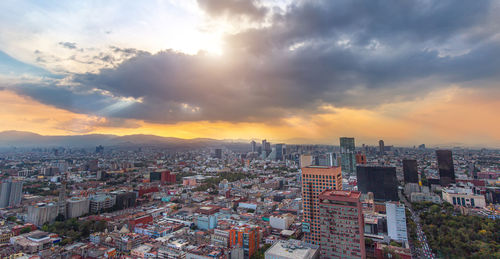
[442,186,486,208]
[265,240,319,259]
[10,230,60,254]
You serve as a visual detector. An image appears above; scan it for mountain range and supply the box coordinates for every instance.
[0,130,231,148]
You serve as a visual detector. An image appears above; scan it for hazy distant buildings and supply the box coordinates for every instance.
[251,140,256,152]
[386,202,408,243]
[357,166,398,201]
[436,150,456,186]
[214,148,222,159]
[340,137,356,175]
[301,166,342,245]
[0,179,23,208]
[403,159,419,184]
[319,190,365,259]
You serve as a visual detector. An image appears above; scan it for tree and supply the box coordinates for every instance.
[55,213,66,222]
[20,227,32,234]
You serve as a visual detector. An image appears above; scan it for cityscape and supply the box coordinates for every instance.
[0,0,499,259]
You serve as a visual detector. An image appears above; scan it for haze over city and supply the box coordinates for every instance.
[0,0,499,148]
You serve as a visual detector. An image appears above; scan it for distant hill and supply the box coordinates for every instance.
[0,130,232,148]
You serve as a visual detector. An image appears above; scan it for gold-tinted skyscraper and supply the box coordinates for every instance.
[301,166,342,245]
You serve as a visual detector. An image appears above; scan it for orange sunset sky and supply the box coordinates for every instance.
[0,0,499,147]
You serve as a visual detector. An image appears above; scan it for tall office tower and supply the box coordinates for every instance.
[340,137,356,175]
[386,202,408,243]
[300,155,313,168]
[262,139,271,156]
[402,159,419,184]
[250,140,256,152]
[275,143,284,161]
[319,190,365,259]
[436,150,456,186]
[356,166,398,201]
[214,148,222,159]
[265,142,272,155]
[58,180,67,218]
[301,166,342,245]
[0,179,23,208]
[379,140,385,155]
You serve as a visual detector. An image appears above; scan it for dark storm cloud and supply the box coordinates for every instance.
[14,0,500,123]
[197,0,268,21]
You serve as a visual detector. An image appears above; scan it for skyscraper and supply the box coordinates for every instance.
[436,150,455,186]
[301,166,342,245]
[379,140,385,155]
[275,143,284,161]
[250,140,256,152]
[356,166,398,201]
[0,179,23,208]
[402,159,418,184]
[340,137,356,175]
[319,190,365,259]
[386,202,408,243]
[58,177,67,218]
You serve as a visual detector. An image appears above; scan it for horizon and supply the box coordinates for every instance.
[1,0,499,147]
[0,130,497,149]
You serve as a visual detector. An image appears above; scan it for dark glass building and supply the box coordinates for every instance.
[113,191,136,210]
[403,159,419,184]
[436,150,455,186]
[356,166,398,201]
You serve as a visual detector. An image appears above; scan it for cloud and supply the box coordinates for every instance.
[10,0,500,125]
[58,42,78,50]
[197,0,268,21]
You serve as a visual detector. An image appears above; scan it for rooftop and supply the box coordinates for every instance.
[266,240,319,259]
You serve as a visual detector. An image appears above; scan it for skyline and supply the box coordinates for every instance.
[1,0,500,147]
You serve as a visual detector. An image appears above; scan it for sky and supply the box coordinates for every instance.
[0,0,499,148]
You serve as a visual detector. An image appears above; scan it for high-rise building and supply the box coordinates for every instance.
[319,190,365,259]
[275,143,285,161]
[436,150,455,186]
[301,166,342,245]
[355,152,367,165]
[112,191,137,210]
[66,197,90,219]
[251,140,256,152]
[27,203,58,226]
[229,225,261,258]
[356,166,398,201]
[402,159,418,184]
[0,179,23,208]
[386,202,408,243]
[57,180,67,218]
[340,137,356,175]
[300,155,313,168]
[379,140,385,155]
